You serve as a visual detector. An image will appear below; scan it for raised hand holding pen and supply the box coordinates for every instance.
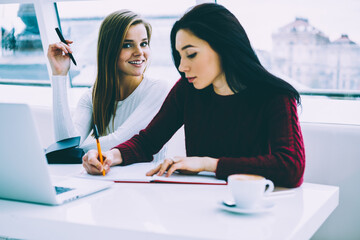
[47,42,74,76]
[55,27,77,66]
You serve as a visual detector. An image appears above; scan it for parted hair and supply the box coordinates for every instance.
[92,10,152,136]
[170,3,300,103]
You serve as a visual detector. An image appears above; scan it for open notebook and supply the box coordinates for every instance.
[77,162,227,185]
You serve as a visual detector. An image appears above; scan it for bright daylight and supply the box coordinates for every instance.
[0,0,359,239]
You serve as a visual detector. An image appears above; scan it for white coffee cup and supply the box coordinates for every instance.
[227,174,274,209]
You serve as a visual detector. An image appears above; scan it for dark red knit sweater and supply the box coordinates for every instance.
[115,78,305,187]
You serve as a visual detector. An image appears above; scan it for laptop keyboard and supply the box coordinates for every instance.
[55,186,74,195]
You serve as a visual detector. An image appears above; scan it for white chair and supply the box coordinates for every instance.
[301,122,360,239]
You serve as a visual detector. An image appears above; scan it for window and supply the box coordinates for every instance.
[218,0,360,95]
[0,3,49,85]
[1,0,359,100]
[56,0,196,87]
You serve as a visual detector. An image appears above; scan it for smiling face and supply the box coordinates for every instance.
[117,23,150,78]
[175,29,232,95]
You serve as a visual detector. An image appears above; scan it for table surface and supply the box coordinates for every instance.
[0,164,339,240]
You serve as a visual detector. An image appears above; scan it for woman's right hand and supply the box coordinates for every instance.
[47,41,74,76]
[82,148,123,175]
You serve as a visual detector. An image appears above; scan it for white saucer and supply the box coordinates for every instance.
[219,200,275,214]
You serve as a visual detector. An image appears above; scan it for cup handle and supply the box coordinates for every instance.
[264,179,274,195]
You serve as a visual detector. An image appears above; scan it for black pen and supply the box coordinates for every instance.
[55,27,77,66]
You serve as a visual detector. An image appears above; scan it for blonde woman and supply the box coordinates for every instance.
[47,10,170,162]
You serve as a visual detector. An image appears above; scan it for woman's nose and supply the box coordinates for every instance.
[178,59,189,72]
[133,45,143,56]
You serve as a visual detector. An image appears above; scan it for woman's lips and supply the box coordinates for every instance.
[187,77,196,83]
[129,60,145,67]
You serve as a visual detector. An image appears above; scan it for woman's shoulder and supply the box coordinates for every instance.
[268,93,297,105]
[144,76,191,87]
[78,87,93,105]
[137,77,193,101]
[141,76,192,97]
[261,92,298,114]
[142,76,173,90]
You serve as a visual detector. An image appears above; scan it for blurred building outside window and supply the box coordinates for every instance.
[0,3,48,84]
[219,0,360,92]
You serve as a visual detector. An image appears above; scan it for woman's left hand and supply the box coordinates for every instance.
[146,156,219,177]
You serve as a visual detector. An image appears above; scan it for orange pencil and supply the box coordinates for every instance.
[93,124,105,176]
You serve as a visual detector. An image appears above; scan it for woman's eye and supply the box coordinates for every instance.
[123,43,132,48]
[140,41,148,47]
[187,53,197,59]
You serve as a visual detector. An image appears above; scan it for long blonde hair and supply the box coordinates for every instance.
[92,10,152,136]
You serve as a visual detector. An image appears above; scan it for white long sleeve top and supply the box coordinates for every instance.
[51,75,172,163]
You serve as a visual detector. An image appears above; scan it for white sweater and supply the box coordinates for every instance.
[51,75,172,163]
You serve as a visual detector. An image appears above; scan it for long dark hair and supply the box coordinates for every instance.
[170,3,300,104]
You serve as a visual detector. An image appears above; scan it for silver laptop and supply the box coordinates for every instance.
[0,103,113,205]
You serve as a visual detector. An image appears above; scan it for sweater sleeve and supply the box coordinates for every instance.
[216,95,305,188]
[51,75,92,142]
[80,78,172,152]
[114,79,186,165]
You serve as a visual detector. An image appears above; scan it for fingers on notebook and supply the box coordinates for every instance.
[146,158,174,176]
[83,161,102,175]
[157,159,172,176]
[82,150,104,175]
[103,158,112,172]
[166,162,183,177]
[146,164,161,176]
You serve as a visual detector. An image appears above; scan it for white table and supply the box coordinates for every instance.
[0,165,339,240]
